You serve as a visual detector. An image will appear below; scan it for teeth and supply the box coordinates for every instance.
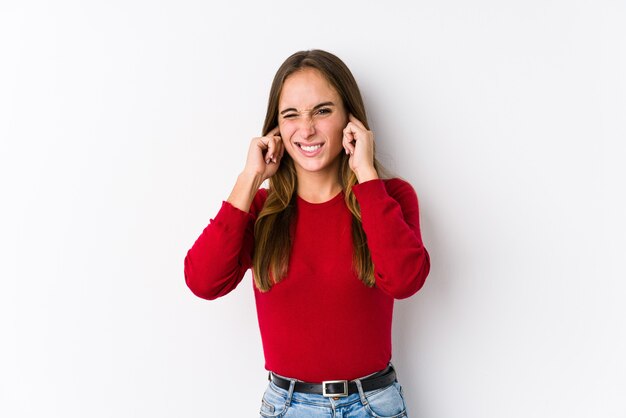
[300,144,322,152]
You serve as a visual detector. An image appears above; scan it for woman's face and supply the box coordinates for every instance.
[278,68,348,178]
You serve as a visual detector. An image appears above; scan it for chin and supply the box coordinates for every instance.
[297,162,325,173]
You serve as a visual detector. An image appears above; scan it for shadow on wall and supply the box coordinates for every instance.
[391,195,450,413]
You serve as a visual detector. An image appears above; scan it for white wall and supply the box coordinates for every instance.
[1,1,624,417]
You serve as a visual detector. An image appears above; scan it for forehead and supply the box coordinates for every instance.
[279,68,340,108]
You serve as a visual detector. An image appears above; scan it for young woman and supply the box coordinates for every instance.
[185,49,430,418]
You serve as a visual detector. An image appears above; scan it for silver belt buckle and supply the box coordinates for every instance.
[322,380,348,397]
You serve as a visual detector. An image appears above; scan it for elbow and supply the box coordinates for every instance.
[184,252,244,300]
[398,256,431,299]
[185,276,220,301]
[184,254,221,300]
[378,248,431,299]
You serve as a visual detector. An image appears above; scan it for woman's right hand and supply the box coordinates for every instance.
[227,127,284,212]
[242,126,284,182]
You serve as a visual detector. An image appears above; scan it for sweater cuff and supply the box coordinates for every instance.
[213,200,256,230]
[352,179,388,203]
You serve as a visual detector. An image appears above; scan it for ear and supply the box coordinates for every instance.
[343,111,351,127]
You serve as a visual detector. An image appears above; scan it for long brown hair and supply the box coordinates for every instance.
[253,49,383,292]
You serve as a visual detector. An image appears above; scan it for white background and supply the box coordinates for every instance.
[1,1,625,417]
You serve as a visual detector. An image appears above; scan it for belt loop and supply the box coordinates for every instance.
[285,379,296,407]
[354,378,368,407]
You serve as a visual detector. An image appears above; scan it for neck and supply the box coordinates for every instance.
[295,166,342,204]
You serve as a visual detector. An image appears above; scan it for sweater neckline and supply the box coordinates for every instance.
[296,190,344,208]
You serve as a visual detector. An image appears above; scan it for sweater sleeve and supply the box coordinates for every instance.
[352,178,431,299]
[183,190,267,300]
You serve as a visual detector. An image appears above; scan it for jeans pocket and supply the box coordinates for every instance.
[364,382,408,418]
[259,383,289,418]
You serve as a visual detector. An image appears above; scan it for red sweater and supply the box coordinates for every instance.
[184,178,430,382]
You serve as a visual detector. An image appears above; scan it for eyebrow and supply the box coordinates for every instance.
[279,101,336,115]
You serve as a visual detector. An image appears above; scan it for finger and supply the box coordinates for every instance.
[253,137,271,166]
[255,136,270,151]
[348,114,367,130]
[266,137,277,164]
[343,123,357,137]
[343,131,356,155]
[344,122,362,139]
[267,126,281,137]
[343,125,358,144]
[345,121,374,148]
[274,143,285,163]
[271,136,282,163]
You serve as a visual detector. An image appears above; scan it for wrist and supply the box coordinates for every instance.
[238,170,265,189]
[354,167,379,184]
[227,171,264,212]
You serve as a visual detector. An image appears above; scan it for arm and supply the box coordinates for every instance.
[184,189,267,300]
[184,127,283,300]
[352,178,431,299]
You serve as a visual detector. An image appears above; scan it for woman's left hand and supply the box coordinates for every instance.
[343,114,379,183]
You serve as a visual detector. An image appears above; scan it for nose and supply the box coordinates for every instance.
[298,115,316,139]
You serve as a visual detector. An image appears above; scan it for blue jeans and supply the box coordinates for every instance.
[259,376,408,417]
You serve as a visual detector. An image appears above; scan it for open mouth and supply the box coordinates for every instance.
[296,143,323,152]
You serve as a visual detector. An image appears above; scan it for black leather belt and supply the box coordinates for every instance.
[269,365,397,398]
